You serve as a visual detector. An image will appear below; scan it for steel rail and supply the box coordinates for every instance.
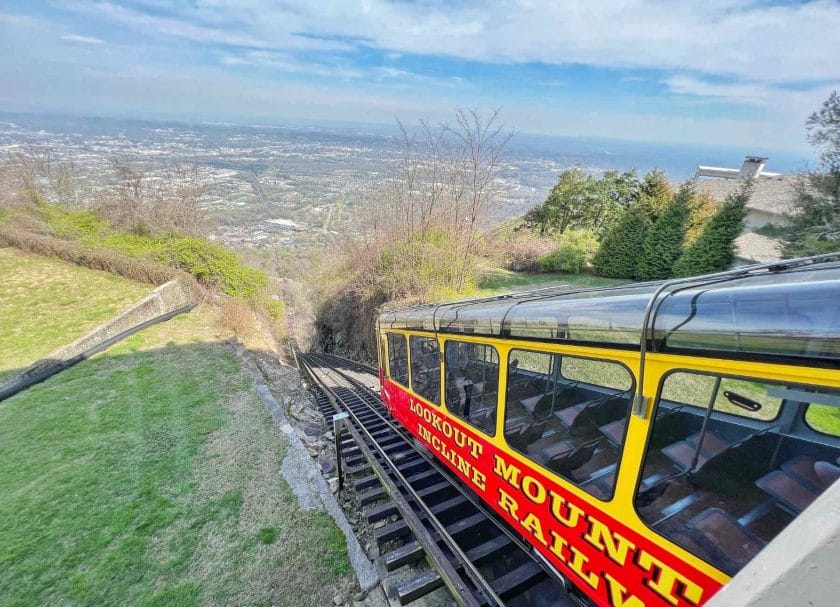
[308,353,574,597]
[300,354,503,607]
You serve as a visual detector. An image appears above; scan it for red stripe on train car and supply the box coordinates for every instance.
[382,377,722,607]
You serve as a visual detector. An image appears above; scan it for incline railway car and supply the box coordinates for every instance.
[375,255,840,607]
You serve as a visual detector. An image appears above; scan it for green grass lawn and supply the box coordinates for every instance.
[0,247,151,379]
[476,268,628,296]
[0,309,350,607]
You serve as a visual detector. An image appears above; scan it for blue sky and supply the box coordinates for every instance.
[1,1,838,151]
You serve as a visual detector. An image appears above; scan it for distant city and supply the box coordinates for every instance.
[0,112,812,251]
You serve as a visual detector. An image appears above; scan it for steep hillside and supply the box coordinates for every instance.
[0,254,351,606]
[0,247,151,378]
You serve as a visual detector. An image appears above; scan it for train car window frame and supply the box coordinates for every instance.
[379,333,388,375]
[409,335,441,405]
[633,368,840,577]
[504,347,636,502]
[386,332,409,387]
[443,339,500,437]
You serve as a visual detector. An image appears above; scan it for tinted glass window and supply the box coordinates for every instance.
[505,349,634,500]
[636,372,840,576]
[444,341,499,435]
[410,336,441,404]
[386,333,409,386]
[805,400,840,438]
[660,373,782,421]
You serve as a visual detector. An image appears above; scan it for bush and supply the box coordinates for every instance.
[0,225,186,287]
[592,207,647,278]
[538,229,598,274]
[502,235,556,271]
[636,185,692,280]
[674,185,750,276]
[38,200,108,239]
[163,236,268,298]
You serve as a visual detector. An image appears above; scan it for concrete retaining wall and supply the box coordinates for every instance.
[0,278,198,400]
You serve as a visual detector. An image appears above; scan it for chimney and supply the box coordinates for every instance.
[739,156,767,180]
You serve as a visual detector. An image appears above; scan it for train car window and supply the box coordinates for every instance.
[804,404,840,437]
[635,371,840,577]
[659,373,782,421]
[410,336,441,404]
[561,356,633,391]
[386,333,409,386]
[504,348,634,500]
[444,341,499,435]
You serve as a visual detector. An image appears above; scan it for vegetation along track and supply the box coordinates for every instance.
[297,350,580,607]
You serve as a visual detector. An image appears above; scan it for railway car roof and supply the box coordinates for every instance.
[378,258,840,364]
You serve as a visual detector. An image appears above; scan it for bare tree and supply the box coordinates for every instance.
[2,146,80,206]
[97,158,208,235]
[353,108,513,295]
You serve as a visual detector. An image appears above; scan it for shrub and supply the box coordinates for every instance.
[592,207,647,278]
[674,185,750,276]
[38,200,108,239]
[218,297,256,339]
[163,236,268,298]
[502,235,556,271]
[636,185,693,280]
[0,225,185,287]
[538,229,598,274]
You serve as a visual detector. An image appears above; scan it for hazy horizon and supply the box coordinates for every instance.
[2,2,838,154]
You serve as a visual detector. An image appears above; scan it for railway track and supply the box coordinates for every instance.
[298,350,581,607]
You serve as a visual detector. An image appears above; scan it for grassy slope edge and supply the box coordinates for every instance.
[0,257,349,606]
[0,247,152,379]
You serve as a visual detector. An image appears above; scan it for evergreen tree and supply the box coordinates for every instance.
[636,184,692,280]
[683,191,717,247]
[638,169,672,223]
[674,185,750,276]
[591,206,647,278]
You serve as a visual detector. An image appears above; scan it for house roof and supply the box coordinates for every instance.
[734,232,784,263]
[696,174,798,217]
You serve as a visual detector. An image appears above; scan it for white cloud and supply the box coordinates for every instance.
[61,1,840,85]
[60,34,105,45]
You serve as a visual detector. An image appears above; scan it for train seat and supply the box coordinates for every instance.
[599,419,625,446]
[544,438,602,477]
[505,418,547,453]
[582,470,615,500]
[683,508,766,574]
[469,407,495,430]
[783,455,840,487]
[560,392,631,437]
[520,394,552,419]
[540,440,575,462]
[756,456,840,514]
[661,430,733,472]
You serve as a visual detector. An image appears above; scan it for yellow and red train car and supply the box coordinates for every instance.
[376,257,840,607]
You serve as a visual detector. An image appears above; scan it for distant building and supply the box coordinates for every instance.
[695,156,795,264]
[696,156,798,229]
